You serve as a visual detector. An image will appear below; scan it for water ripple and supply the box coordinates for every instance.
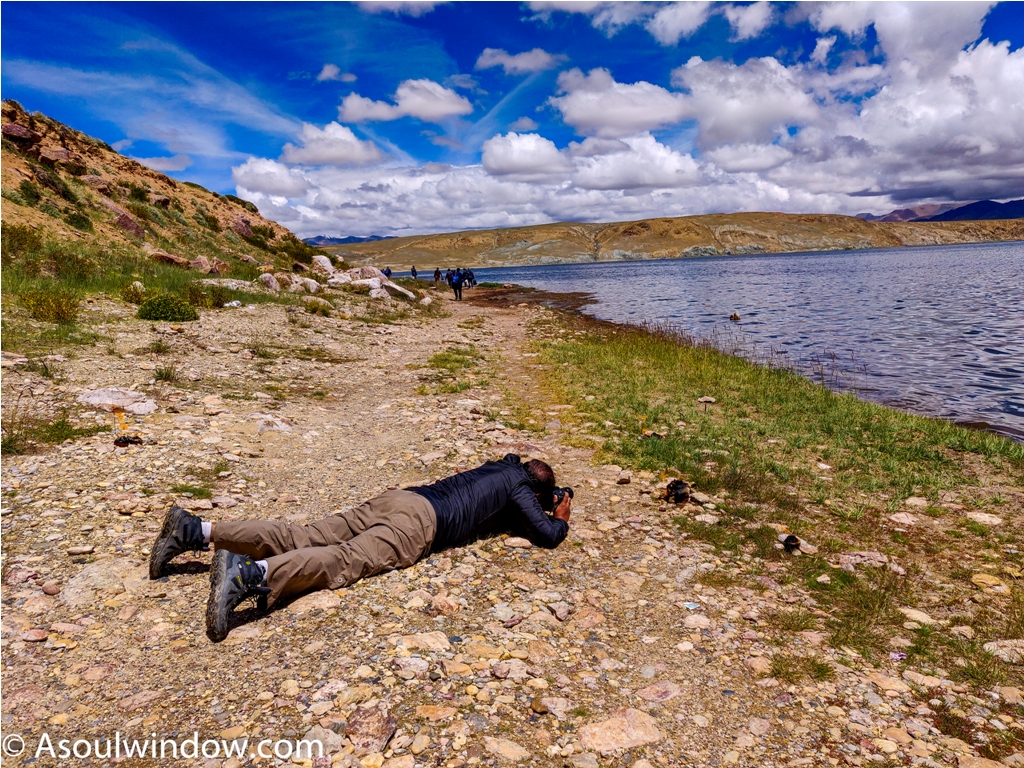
[478,241,1024,441]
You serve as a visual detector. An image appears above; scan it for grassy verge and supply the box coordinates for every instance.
[530,313,1024,685]
[417,344,486,394]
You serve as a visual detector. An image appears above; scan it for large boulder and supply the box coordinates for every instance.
[327,272,353,287]
[190,256,215,274]
[114,213,145,238]
[239,253,259,264]
[149,249,190,268]
[2,122,41,143]
[80,175,111,195]
[312,254,336,275]
[299,277,321,294]
[231,217,254,238]
[77,387,157,415]
[256,273,280,292]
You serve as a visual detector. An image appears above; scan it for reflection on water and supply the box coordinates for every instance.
[477,241,1024,441]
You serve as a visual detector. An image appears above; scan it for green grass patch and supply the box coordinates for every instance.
[2,408,108,455]
[170,483,212,499]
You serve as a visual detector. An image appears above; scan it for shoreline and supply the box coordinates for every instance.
[466,284,1024,444]
[2,285,1023,767]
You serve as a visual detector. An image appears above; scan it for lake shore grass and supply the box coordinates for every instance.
[521,304,1023,694]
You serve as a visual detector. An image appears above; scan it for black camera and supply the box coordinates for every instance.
[551,486,574,510]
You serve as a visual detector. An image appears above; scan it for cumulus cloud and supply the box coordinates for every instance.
[550,68,688,138]
[572,134,702,190]
[671,56,818,147]
[339,79,473,123]
[233,158,311,197]
[475,47,564,75]
[645,2,713,45]
[316,64,357,83]
[481,132,573,180]
[508,117,539,131]
[280,122,382,166]
[722,2,775,41]
[528,2,654,36]
[357,1,442,17]
[233,1,1024,236]
[810,36,836,65]
[132,154,193,172]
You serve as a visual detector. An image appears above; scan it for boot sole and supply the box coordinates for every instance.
[148,505,189,580]
[206,549,231,643]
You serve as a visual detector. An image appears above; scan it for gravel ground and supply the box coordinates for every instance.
[2,289,1021,768]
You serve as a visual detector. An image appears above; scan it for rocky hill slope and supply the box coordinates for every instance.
[1,100,322,275]
[328,211,1024,270]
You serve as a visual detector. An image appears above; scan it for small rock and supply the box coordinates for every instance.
[483,737,530,761]
[966,512,1003,526]
[410,733,430,755]
[578,708,662,755]
[899,607,937,625]
[636,681,683,703]
[904,496,929,508]
[748,717,771,736]
[531,698,549,714]
[21,630,48,642]
[983,639,1024,664]
[347,701,398,754]
[505,537,533,549]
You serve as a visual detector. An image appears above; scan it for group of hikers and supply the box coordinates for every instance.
[379,265,478,301]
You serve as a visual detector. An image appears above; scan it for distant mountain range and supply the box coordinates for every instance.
[858,199,1024,223]
[303,234,395,246]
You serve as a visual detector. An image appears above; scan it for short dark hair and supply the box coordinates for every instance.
[524,459,555,495]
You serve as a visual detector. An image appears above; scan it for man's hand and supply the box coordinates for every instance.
[553,493,572,523]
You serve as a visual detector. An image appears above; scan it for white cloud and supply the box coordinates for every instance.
[357,1,442,17]
[528,2,654,36]
[645,2,713,45]
[705,143,792,172]
[280,122,382,166]
[339,79,473,123]
[111,139,133,152]
[810,36,837,65]
[481,132,573,180]
[671,56,818,147]
[233,1,1024,236]
[132,154,193,172]
[233,158,312,197]
[572,134,702,190]
[723,2,775,41]
[475,47,564,75]
[316,64,357,83]
[508,117,539,131]
[550,68,689,138]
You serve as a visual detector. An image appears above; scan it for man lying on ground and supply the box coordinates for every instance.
[149,454,572,641]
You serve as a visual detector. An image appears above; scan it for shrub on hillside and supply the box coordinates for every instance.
[20,287,81,324]
[1,224,43,263]
[64,211,93,232]
[137,293,199,322]
[208,284,233,308]
[120,282,146,305]
[305,298,332,317]
[18,180,42,205]
[182,281,211,308]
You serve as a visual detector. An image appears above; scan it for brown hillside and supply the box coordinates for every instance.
[329,210,1024,270]
[1,100,323,273]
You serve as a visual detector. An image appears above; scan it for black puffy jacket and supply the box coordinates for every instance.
[409,454,568,552]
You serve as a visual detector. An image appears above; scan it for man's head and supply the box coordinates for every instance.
[524,459,556,508]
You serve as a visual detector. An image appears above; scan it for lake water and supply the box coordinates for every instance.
[473,241,1024,441]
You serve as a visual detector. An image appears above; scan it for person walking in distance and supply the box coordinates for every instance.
[410,265,418,279]
[451,268,463,301]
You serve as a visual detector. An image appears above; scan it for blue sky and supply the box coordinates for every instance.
[4,2,1023,237]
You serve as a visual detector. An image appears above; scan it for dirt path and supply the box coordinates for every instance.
[2,289,1016,768]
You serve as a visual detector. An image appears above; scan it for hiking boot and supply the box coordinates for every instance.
[149,506,208,579]
[206,550,271,642]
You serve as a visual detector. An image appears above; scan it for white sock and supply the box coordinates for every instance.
[201,522,212,543]
[255,560,269,579]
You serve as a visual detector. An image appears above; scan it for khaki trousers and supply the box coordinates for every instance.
[213,490,436,603]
